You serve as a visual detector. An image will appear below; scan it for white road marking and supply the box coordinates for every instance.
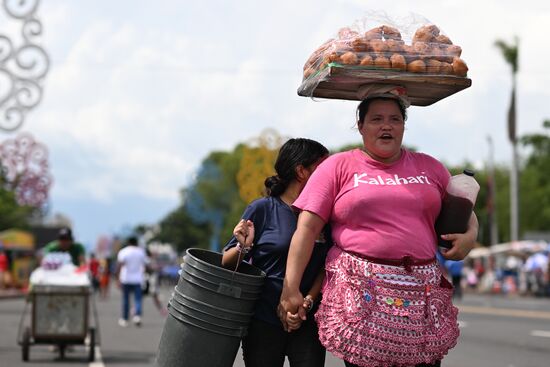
[89,346,104,367]
[531,330,550,338]
[458,305,550,320]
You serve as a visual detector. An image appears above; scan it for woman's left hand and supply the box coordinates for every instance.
[285,311,303,332]
[441,212,479,260]
[440,233,474,260]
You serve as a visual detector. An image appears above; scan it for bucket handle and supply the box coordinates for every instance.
[229,247,247,284]
[221,252,246,301]
[225,244,253,297]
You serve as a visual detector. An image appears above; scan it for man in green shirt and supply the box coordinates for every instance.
[42,227,86,266]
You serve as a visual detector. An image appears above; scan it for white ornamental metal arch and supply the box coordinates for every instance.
[0,0,49,132]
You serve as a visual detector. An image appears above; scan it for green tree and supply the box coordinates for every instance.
[236,130,281,203]
[474,120,550,243]
[194,149,246,250]
[0,167,33,230]
[155,146,247,252]
[454,163,510,245]
[153,206,210,253]
[519,120,550,233]
[0,187,33,230]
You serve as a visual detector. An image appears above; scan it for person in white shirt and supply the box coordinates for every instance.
[116,237,149,327]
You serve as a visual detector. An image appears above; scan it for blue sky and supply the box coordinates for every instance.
[1,0,549,249]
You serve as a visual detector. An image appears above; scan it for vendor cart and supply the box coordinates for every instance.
[16,284,100,362]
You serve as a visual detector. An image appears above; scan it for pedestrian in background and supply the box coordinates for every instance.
[145,248,168,316]
[0,249,8,289]
[445,259,464,300]
[88,253,100,292]
[99,258,112,300]
[116,237,149,327]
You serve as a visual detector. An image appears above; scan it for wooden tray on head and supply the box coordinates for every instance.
[297,65,472,106]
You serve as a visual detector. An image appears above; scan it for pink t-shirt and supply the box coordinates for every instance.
[293,148,450,261]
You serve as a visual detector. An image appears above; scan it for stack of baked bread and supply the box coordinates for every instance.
[303,24,468,80]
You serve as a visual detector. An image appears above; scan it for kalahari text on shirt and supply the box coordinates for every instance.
[353,173,432,187]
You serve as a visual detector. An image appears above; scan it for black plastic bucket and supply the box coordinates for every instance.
[156,248,265,367]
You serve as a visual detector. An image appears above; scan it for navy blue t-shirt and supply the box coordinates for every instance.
[224,196,330,327]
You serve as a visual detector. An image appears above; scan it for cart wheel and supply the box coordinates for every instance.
[88,328,96,362]
[59,344,65,359]
[21,327,30,362]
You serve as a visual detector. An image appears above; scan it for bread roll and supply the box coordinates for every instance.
[446,45,462,58]
[340,51,359,65]
[435,34,453,45]
[407,59,426,73]
[369,39,388,53]
[413,24,440,43]
[431,46,452,63]
[401,44,417,63]
[381,25,402,40]
[390,53,407,71]
[351,37,368,52]
[425,59,442,74]
[385,39,404,53]
[374,56,391,69]
[412,42,430,56]
[365,26,383,40]
[434,44,462,63]
[439,62,454,75]
[452,57,468,76]
[359,54,374,66]
[303,39,334,71]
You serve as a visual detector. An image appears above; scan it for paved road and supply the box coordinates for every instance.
[445,294,550,367]
[1,288,550,367]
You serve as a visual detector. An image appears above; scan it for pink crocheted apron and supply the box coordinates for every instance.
[315,251,459,367]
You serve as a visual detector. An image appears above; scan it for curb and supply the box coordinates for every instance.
[0,290,27,300]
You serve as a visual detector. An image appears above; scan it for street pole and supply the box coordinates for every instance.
[510,141,519,241]
[487,136,499,246]
[509,76,519,242]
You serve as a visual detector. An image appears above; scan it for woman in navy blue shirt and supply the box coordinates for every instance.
[222,138,330,367]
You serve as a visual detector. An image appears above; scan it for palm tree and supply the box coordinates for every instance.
[494,37,519,241]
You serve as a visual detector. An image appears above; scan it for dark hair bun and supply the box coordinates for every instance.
[264,175,286,197]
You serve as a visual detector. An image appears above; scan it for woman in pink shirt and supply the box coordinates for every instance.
[278,88,478,367]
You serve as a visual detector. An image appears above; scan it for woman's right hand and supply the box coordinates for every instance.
[233,219,254,250]
[222,219,255,268]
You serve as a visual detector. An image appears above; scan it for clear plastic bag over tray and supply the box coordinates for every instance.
[299,13,472,106]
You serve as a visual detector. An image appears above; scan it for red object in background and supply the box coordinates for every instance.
[75,264,89,273]
[89,258,100,277]
[0,252,8,271]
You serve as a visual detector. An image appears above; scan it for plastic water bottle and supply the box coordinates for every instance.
[435,169,480,248]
